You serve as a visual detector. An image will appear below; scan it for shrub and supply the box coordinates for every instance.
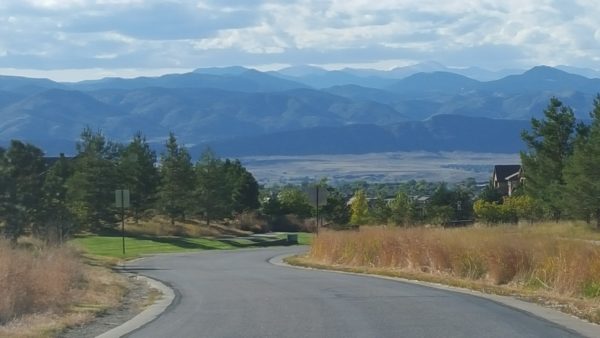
[0,241,83,324]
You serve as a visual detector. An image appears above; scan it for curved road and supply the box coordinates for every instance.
[124,247,583,338]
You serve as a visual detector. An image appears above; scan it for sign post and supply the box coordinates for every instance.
[304,185,328,234]
[115,189,130,255]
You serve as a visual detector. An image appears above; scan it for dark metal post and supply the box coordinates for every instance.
[121,189,125,255]
[316,185,320,234]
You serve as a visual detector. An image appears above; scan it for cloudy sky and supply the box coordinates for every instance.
[0,0,599,81]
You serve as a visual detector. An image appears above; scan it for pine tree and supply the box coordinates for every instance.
[223,159,260,213]
[119,132,159,221]
[565,95,600,227]
[520,98,581,220]
[389,191,412,226]
[321,187,350,226]
[40,154,75,242]
[157,133,194,225]
[66,128,120,231]
[0,141,46,243]
[370,195,391,224]
[195,148,228,225]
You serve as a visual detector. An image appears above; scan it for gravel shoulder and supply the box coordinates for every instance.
[59,274,153,338]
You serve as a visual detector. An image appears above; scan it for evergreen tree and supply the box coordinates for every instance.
[157,133,194,225]
[0,141,46,243]
[565,95,600,227]
[389,191,412,226]
[370,195,390,224]
[350,189,369,225]
[195,148,229,225]
[66,128,120,231]
[120,132,159,221]
[223,159,260,213]
[521,98,581,220]
[40,154,75,242]
[321,187,350,226]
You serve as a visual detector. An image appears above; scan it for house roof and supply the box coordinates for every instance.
[493,165,521,182]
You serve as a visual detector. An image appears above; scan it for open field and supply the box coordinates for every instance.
[0,239,126,338]
[240,151,521,185]
[292,222,600,324]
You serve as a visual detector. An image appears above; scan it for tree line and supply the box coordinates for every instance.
[260,181,475,229]
[0,128,259,243]
[475,95,600,228]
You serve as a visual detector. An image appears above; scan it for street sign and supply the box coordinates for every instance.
[115,189,130,208]
[304,186,328,207]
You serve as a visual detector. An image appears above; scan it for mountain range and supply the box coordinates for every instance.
[0,63,599,157]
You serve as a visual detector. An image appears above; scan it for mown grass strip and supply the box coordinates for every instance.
[72,232,313,259]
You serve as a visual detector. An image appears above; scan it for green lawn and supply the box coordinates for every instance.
[71,232,312,259]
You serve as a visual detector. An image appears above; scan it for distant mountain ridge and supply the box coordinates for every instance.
[0,64,599,156]
[198,115,530,157]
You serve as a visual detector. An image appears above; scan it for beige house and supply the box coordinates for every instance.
[492,165,522,196]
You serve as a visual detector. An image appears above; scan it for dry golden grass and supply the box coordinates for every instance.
[0,239,127,338]
[305,224,600,323]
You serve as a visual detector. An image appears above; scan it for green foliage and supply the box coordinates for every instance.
[66,128,120,231]
[119,132,159,221]
[389,191,412,226]
[0,141,46,242]
[564,95,600,227]
[520,98,580,220]
[350,189,369,225]
[321,187,350,226]
[157,133,195,225]
[369,195,391,224]
[478,184,503,203]
[194,148,228,224]
[39,154,76,242]
[278,187,313,218]
[473,195,539,224]
[194,149,260,225]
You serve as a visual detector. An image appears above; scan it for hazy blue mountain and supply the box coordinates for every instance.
[386,72,480,95]
[272,69,395,89]
[341,62,521,81]
[1,65,599,157]
[555,65,600,79]
[481,66,600,94]
[0,75,64,95]
[275,65,329,77]
[0,89,164,142]
[192,66,251,75]
[70,69,308,92]
[323,85,399,104]
[0,86,407,148]
[198,115,530,157]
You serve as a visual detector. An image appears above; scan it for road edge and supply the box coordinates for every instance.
[269,253,600,338]
[95,274,175,338]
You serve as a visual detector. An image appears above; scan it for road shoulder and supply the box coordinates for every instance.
[271,253,600,338]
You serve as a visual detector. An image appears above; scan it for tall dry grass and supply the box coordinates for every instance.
[309,226,600,298]
[0,240,83,324]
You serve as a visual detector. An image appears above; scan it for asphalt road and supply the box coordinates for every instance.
[124,247,583,338]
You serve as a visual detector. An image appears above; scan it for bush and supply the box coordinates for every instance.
[0,241,83,324]
[236,211,270,233]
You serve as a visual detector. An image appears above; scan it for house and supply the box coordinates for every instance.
[492,164,522,196]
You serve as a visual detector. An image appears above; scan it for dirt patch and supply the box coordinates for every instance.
[59,275,153,338]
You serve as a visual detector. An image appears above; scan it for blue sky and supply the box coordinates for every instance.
[0,0,599,81]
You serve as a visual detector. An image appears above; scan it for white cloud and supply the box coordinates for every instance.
[0,0,599,75]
